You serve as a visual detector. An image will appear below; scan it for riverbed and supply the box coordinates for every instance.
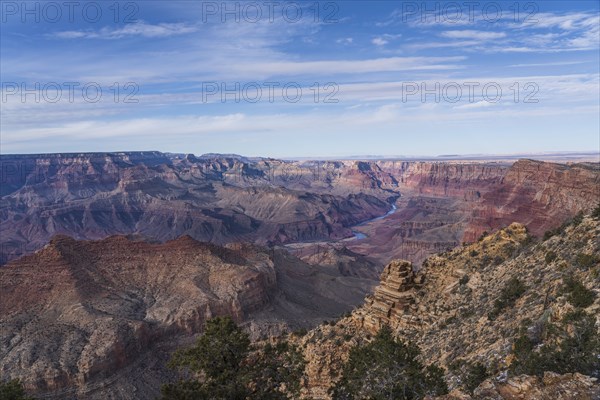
[352,203,397,240]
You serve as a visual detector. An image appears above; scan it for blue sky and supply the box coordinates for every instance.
[1,0,599,157]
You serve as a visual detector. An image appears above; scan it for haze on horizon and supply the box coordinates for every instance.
[1,0,599,157]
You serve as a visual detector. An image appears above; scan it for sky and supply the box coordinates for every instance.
[1,0,599,157]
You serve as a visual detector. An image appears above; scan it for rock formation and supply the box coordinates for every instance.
[431,372,600,400]
[0,152,391,265]
[1,152,598,399]
[464,159,600,241]
[1,153,598,269]
[0,235,376,399]
[297,213,600,398]
[348,160,599,265]
[360,260,424,332]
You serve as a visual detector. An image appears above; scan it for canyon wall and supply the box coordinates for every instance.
[1,152,598,268]
[0,234,375,398]
[0,153,392,264]
[346,159,598,265]
[464,160,600,241]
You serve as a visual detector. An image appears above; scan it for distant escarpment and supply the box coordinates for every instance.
[0,235,376,399]
[378,160,509,198]
[463,160,600,241]
[348,159,599,265]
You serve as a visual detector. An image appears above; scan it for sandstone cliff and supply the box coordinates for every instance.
[347,160,599,265]
[464,160,600,241]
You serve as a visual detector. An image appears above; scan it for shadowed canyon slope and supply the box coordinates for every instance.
[1,152,598,267]
[0,235,376,398]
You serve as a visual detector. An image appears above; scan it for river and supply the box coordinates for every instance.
[352,203,397,240]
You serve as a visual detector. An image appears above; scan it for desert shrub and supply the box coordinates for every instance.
[571,211,584,226]
[469,250,478,257]
[448,359,465,373]
[0,380,35,400]
[460,308,475,318]
[161,316,305,400]
[521,233,535,247]
[563,275,596,308]
[488,277,527,320]
[463,363,489,394]
[341,311,352,319]
[575,253,599,270]
[543,222,569,241]
[444,316,457,326]
[293,328,308,337]
[478,231,488,242]
[480,255,492,267]
[545,251,557,264]
[510,310,600,378]
[330,325,448,399]
[592,203,600,220]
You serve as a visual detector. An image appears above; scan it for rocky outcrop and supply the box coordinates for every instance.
[360,260,424,332]
[378,161,508,198]
[285,243,382,279]
[0,235,274,394]
[348,160,599,265]
[297,214,600,399]
[0,152,392,264]
[346,195,467,265]
[431,372,600,400]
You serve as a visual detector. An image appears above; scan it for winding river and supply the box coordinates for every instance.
[352,203,397,240]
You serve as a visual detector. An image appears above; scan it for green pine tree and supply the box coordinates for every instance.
[330,325,447,400]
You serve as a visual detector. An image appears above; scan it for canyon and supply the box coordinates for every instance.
[0,152,598,399]
[1,152,598,269]
[0,234,375,398]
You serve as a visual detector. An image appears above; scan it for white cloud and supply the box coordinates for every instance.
[3,100,598,154]
[52,21,198,40]
[221,56,466,77]
[336,37,353,44]
[2,74,596,132]
[390,10,599,53]
[441,30,506,40]
[455,100,495,109]
[509,61,586,68]
[372,33,402,46]
[372,37,389,46]
[524,13,599,30]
